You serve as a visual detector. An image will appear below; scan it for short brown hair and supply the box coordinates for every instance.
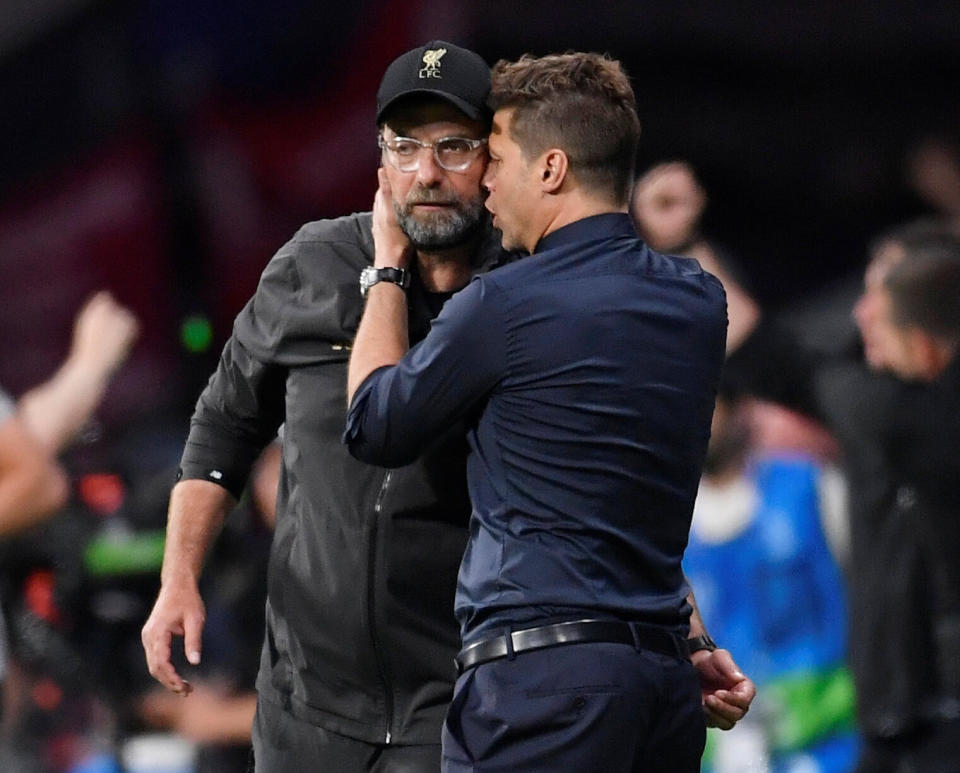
[885,241,960,344]
[488,52,640,205]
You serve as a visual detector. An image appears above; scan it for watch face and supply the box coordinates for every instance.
[360,266,382,297]
[360,267,408,297]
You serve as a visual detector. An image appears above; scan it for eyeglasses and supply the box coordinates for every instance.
[378,135,488,173]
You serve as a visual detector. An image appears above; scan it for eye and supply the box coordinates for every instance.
[437,138,473,156]
[391,139,420,156]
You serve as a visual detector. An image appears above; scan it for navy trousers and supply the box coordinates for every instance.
[441,640,705,772]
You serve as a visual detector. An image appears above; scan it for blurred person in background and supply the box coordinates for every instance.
[0,390,69,540]
[684,387,857,773]
[1,291,138,537]
[904,133,960,229]
[723,222,960,773]
[1,291,138,769]
[631,160,761,353]
[635,158,960,771]
[848,239,960,773]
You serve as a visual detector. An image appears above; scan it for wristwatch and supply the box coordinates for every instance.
[687,633,718,654]
[360,266,410,298]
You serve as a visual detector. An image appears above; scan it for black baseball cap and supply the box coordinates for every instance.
[376,40,491,125]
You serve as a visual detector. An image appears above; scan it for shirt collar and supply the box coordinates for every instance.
[534,212,637,254]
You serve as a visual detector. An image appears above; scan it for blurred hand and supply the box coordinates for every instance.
[692,648,757,730]
[141,576,206,696]
[69,291,139,381]
[139,683,257,744]
[686,241,761,353]
[373,168,412,269]
[632,161,707,252]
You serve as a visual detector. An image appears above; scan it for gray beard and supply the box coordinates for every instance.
[395,196,486,252]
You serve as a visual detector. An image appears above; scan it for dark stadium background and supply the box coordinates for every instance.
[2,0,958,433]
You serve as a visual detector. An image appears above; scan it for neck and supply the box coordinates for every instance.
[530,196,628,253]
[415,241,477,293]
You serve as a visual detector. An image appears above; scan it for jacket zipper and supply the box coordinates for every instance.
[369,469,394,743]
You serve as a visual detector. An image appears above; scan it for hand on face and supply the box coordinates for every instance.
[373,168,413,269]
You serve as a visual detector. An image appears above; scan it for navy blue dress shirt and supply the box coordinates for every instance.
[346,213,727,644]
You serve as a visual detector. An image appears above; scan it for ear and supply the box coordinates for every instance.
[538,149,569,194]
[908,328,948,381]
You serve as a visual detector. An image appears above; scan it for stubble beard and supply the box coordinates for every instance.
[394,188,487,252]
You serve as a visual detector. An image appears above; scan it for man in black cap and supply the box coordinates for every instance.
[141,41,499,772]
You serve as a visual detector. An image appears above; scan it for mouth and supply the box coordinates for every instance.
[411,202,455,211]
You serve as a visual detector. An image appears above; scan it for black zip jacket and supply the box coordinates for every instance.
[179,212,500,744]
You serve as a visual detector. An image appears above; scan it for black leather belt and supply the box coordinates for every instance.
[455,619,690,674]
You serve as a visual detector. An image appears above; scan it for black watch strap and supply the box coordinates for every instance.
[687,633,717,654]
[360,266,410,298]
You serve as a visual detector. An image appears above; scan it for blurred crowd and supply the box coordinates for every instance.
[633,155,960,773]
[2,131,960,772]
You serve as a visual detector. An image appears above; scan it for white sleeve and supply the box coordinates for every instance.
[818,463,851,567]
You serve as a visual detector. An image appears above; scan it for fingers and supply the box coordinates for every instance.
[706,648,744,682]
[703,684,752,730]
[371,169,410,268]
[183,611,204,667]
[142,620,192,696]
[694,648,757,731]
[142,596,205,696]
[725,673,758,709]
[704,697,739,730]
[704,677,755,729]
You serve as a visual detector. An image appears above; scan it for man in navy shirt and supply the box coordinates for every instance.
[346,52,754,772]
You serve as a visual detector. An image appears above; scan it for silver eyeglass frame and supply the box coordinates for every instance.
[377,134,488,173]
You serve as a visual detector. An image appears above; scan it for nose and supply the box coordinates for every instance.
[415,149,444,186]
[482,164,494,192]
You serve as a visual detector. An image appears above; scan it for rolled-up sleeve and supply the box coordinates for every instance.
[179,335,286,499]
[345,277,504,467]
[178,250,296,498]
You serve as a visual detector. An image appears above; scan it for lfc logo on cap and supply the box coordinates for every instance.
[419,48,447,79]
